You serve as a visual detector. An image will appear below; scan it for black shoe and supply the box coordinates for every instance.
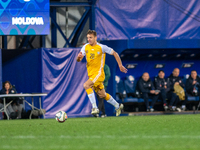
[168,106,173,111]
[93,114,99,118]
[10,112,18,119]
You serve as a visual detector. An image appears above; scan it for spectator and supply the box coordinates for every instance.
[168,68,187,111]
[96,64,111,117]
[0,81,23,119]
[153,70,179,111]
[137,72,159,112]
[186,70,200,97]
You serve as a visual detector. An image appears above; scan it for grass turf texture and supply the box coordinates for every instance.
[0,114,200,150]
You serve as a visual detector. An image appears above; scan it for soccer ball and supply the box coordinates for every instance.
[55,111,67,123]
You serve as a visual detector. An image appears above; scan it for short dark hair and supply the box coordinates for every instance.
[158,70,164,73]
[191,70,197,73]
[87,29,97,37]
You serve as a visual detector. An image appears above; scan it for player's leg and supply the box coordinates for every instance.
[83,80,99,114]
[97,88,123,116]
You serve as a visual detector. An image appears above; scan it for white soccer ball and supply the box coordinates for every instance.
[55,111,67,123]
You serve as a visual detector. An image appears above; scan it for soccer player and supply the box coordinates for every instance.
[76,30,127,116]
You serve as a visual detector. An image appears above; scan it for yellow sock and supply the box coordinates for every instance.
[105,93,111,101]
[86,88,93,95]
[86,88,97,108]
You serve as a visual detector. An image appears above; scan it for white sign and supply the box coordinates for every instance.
[12,17,44,25]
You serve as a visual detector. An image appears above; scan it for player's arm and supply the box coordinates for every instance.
[76,52,84,62]
[112,50,128,73]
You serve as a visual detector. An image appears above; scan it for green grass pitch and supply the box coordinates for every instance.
[0,114,200,150]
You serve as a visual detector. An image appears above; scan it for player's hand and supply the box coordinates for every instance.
[119,65,128,73]
[77,52,83,62]
[77,52,83,58]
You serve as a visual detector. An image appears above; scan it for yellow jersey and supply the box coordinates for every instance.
[81,43,113,83]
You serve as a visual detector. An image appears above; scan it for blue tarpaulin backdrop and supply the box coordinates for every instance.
[42,48,91,118]
[95,0,200,40]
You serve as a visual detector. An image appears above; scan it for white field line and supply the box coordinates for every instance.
[0,135,200,139]
[1,144,200,150]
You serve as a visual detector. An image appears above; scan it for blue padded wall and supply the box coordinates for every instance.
[2,49,42,109]
[2,49,42,93]
[0,49,2,88]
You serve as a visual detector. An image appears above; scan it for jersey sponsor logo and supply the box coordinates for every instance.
[90,53,95,59]
[12,17,44,25]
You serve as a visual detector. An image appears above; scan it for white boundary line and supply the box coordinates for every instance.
[1,135,200,139]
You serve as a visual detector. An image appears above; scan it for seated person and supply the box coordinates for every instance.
[168,68,187,111]
[186,70,200,97]
[137,72,159,112]
[153,70,180,111]
[0,81,22,119]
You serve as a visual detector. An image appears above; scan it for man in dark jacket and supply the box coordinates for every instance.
[138,72,159,112]
[186,70,200,96]
[153,70,179,111]
[168,68,187,111]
